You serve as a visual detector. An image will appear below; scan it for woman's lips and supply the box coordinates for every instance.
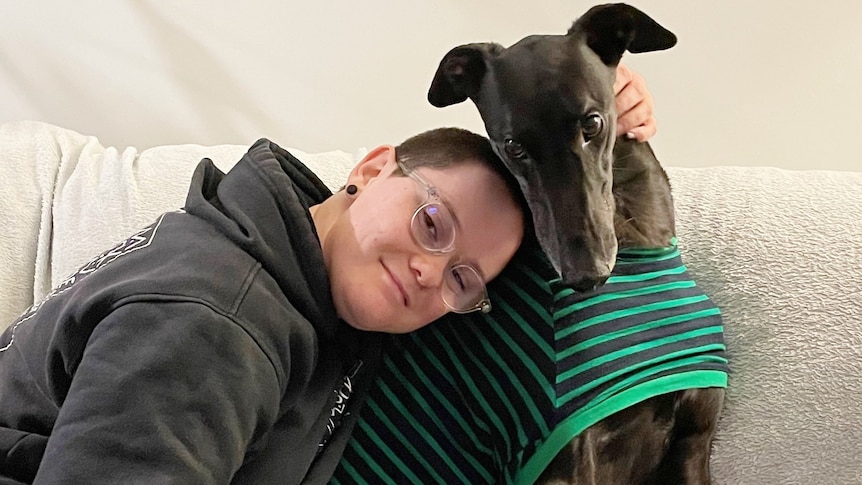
[382,261,408,306]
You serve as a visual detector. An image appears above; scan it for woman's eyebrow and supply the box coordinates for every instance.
[447,201,463,234]
[432,184,464,234]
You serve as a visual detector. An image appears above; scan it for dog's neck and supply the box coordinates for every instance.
[611,137,676,249]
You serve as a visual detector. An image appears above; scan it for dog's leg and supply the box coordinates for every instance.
[535,429,597,485]
[536,394,679,485]
[649,388,725,485]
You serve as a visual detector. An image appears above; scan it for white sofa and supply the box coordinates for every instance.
[2,121,861,484]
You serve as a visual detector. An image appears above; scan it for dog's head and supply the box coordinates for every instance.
[428,3,676,290]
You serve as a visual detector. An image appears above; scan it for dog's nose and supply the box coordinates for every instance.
[568,273,610,293]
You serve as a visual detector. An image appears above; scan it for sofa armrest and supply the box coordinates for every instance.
[666,166,862,483]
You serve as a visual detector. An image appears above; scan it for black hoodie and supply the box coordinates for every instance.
[0,139,381,484]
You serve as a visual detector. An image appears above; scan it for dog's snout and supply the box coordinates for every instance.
[595,272,610,288]
[560,256,613,293]
[568,273,610,293]
[555,232,616,293]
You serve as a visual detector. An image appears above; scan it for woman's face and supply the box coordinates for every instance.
[318,147,524,334]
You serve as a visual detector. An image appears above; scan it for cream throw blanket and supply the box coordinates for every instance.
[1,121,860,484]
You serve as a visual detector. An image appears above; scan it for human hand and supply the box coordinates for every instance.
[613,63,657,142]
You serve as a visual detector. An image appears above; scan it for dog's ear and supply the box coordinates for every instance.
[428,43,504,107]
[569,3,677,66]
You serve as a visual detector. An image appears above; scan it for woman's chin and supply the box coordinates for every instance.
[335,290,445,334]
[341,312,426,335]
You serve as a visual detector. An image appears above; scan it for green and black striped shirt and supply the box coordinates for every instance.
[332,240,728,485]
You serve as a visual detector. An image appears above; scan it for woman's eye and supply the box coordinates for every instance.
[504,138,528,160]
[422,209,438,240]
[450,267,467,292]
[582,113,604,141]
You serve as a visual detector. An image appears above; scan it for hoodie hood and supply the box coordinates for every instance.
[183,138,338,340]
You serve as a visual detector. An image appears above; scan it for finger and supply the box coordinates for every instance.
[613,63,633,95]
[615,82,642,116]
[617,99,653,134]
[617,68,654,111]
[621,118,657,142]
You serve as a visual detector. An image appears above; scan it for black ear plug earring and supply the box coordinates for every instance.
[345,184,358,196]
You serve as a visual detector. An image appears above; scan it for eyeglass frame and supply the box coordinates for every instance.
[395,159,492,314]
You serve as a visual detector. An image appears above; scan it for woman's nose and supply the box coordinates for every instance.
[410,253,448,289]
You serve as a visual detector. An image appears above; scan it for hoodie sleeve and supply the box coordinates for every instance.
[33,301,282,485]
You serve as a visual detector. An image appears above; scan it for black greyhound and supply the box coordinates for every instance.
[331,4,727,485]
[425,4,727,485]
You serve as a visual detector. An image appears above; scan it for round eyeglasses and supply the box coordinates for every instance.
[398,160,492,314]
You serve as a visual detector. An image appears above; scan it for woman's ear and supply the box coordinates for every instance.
[345,145,397,191]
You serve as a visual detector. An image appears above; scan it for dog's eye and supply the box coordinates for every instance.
[504,138,528,159]
[582,113,604,141]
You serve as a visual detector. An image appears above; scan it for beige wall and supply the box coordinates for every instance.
[1,1,860,171]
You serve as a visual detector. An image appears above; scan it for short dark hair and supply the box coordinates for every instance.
[394,127,528,225]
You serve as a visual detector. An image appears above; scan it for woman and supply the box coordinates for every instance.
[0,127,525,484]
